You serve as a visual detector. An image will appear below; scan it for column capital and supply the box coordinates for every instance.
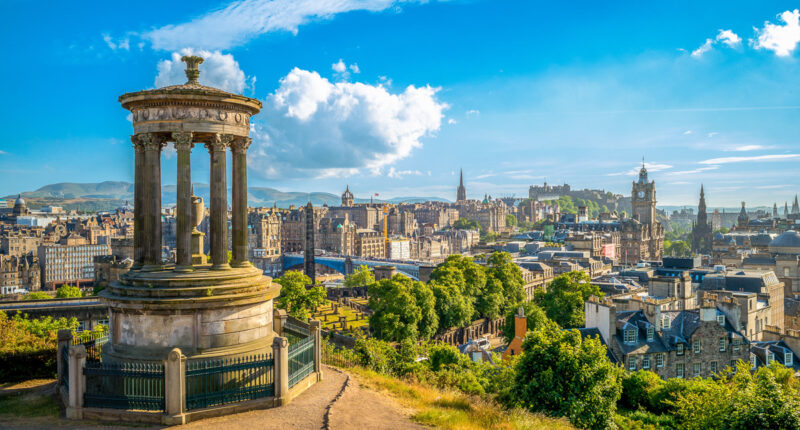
[230,137,251,153]
[131,135,144,152]
[172,132,194,151]
[137,133,168,151]
[205,133,234,152]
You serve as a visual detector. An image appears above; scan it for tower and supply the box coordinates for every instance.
[304,201,316,284]
[691,185,712,254]
[793,195,799,215]
[737,201,749,229]
[341,185,354,207]
[774,203,779,218]
[631,163,656,225]
[457,169,467,202]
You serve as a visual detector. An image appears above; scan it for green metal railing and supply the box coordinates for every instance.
[288,336,315,388]
[284,320,310,337]
[185,354,274,411]
[72,330,108,363]
[83,362,165,411]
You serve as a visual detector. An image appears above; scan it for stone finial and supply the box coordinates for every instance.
[181,55,204,85]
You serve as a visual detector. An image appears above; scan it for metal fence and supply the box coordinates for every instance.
[72,330,108,363]
[288,336,315,388]
[185,354,275,411]
[321,341,359,369]
[83,361,165,411]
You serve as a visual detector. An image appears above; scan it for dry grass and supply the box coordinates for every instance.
[350,367,574,430]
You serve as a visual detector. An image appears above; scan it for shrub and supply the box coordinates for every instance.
[621,370,663,410]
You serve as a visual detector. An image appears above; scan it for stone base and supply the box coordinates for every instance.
[99,265,280,363]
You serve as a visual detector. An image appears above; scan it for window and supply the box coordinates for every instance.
[717,315,725,325]
[710,361,718,374]
[732,338,741,352]
[767,353,775,365]
[629,356,637,371]
[676,363,684,378]
[662,315,671,329]
[647,326,654,342]
[693,339,701,354]
[751,354,757,369]
[677,343,685,356]
[786,352,793,367]
[693,363,702,377]
[719,338,726,352]
[643,356,651,369]
[657,353,664,368]
[624,328,637,344]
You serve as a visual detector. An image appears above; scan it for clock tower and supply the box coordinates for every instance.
[631,163,656,226]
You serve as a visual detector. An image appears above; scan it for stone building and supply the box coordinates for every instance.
[93,254,132,290]
[38,242,110,289]
[625,164,664,261]
[355,229,385,258]
[1,230,42,256]
[691,185,713,255]
[0,253,40,293]
[251,211,282,276]
[456,169,466,202]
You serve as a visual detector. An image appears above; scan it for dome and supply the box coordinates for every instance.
[769,230,800,254]
[14,194,25,206]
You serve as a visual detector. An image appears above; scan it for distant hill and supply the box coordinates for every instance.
[3,182,449,211]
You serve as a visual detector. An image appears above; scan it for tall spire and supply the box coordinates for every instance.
[456,168,467,202]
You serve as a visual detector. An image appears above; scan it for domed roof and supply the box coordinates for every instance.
[14,194,25,206]
[769,230,800,252]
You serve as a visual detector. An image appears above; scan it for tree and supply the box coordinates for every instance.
[665,240,691,257]
[505,214,517,227]
[368,275,438,342]
[485,252,525,312]
[475,278,504,320]
[500,301,559,344]
[430,281,474,332]
[22,292,52,301]
[56,285,82,298]
[343,265,375,289]
[507,325,621,429]
[274,271,326,320]
[453,218,480,231]
[535,271,602,328]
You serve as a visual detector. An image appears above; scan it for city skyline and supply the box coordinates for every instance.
[3,1,800,206]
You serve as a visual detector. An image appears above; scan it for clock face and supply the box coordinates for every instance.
[638,191,645,198]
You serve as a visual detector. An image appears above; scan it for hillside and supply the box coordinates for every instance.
[3,182,448,212]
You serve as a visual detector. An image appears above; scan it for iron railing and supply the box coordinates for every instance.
[288,336,315,388]
[185,354,275,411]
[72,330,108,363]
[83,361,165,411]
[284,320,310,337]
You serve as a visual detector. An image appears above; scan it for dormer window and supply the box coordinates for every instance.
[647,326,655,342]
[662,315,671,329]
[717,315,725,326]
[786,351,793,367]
[624,328,638,344]
[677,343,684,355]
[767,353,775,365]
[751,353,757,369]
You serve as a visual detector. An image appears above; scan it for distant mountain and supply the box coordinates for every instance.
[4,182,449,210]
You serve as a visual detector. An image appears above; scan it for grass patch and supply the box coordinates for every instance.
[615,408,677,430]
[313,300,369,332]
[0,392,60,418]
[350,367,574,430]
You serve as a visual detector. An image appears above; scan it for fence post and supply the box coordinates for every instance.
[66,345,86,419]
[309,320,323,381]
[272,336,289,406]
[57,329,72,389]
[163,348,186,425]
[274,309,287,336]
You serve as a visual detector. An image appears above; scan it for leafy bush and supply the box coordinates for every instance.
[620,370,662,410]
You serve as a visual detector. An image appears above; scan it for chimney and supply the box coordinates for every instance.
[514,307,527,339]
[700,300,717,322]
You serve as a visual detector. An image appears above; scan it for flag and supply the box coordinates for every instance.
[374,193,379,197]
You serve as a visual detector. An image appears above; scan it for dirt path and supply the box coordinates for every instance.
[328,371,427,430]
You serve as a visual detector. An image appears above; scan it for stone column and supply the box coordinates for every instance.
[206,134,233,270]
[57,329,72,389]
[164,348,186,425]
[309,320,323,381]
[66,345,86,419]
[230,137,251,268]
[173,132,194,272]
[132,136,144,270]
[273,336,289,405]
[140,133,166,271]
[273,309,287,337]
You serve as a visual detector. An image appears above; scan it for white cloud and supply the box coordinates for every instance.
[332,59,346,73]
[699,154,800,165]
[606,162,672,176]
[447,118,457,125]
[753,10,800,57]
[683,130,693,135]
[331,59,360,80]
[249,67,447,178]
[103,34,130,51]
[387,168,423,178]
[691,38,713,58]
[143,0,418,51]
[667,165,719,175]
[0,150,7,155]
[725,144,770,152]
[155,49,250,93]
[349,64,360,74]
[707,132,719,137]
[466,109,480,116]
[716,29,741,47]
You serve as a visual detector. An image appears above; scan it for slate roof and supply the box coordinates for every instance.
[576,327,618,363]
[751,341,800,372]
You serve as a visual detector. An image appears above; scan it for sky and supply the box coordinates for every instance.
[1,0,800,208]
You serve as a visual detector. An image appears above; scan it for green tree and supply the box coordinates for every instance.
[453,218,481,231]
[56,284,82,298]
[665,240,691,256]
[505,214,517,227]
[500,301,559,344]
[508,325,621,429]
[535,271,602,328]
[343,265,375,288]
[274,271,326,320]
[430,281,474,332]
[22,292,52,301]
[475,278,505,320]
[485,252,525,312]
[368,275,438,341]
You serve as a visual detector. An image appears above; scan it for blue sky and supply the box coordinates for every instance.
[2,0,800,207]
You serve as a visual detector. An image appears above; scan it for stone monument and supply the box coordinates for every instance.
[100,55,280,363]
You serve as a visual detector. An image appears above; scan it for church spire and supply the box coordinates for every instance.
[456,168,467,202]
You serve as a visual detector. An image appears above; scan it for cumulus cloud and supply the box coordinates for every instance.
[143,0,421,51]
[691,39,714,58]
[447,118,457,125]
[699,154,800,164]
[331,59,360,80]
[249,67,447,178]
[103,34,130,51]
[716,29,741,47]
[753,10,800,57]
[155,49,250,93]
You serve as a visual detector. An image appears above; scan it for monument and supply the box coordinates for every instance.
[101,56,281,362]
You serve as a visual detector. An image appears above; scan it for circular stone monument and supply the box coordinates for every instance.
[100,56,280,362]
